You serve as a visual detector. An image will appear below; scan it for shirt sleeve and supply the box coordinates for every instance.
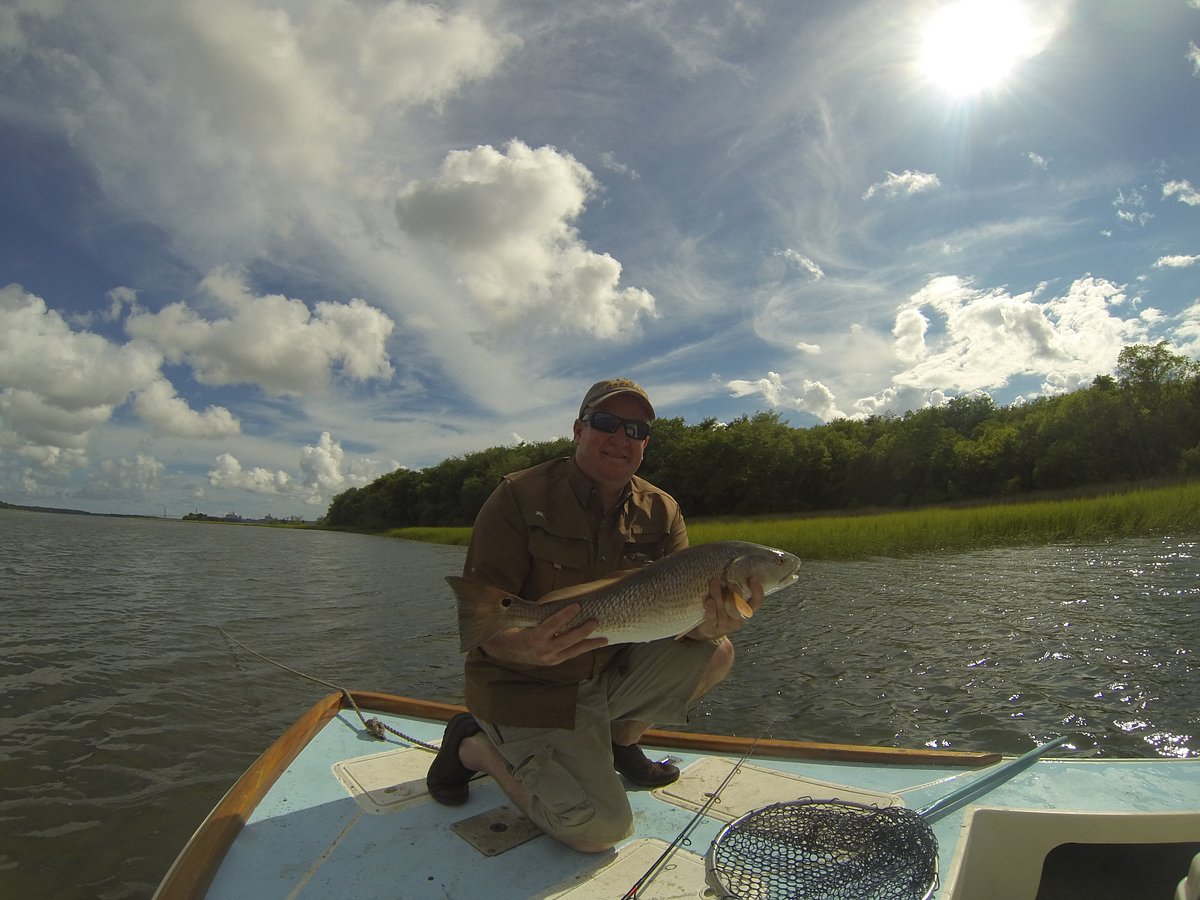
[462,478,530,595]
[666,503,689,555]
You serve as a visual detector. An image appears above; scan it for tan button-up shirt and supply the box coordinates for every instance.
[461,457,688,728]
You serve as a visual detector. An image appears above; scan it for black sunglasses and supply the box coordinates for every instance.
[582,411,651,440]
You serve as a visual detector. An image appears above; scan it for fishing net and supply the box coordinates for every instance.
[705,799,938,900]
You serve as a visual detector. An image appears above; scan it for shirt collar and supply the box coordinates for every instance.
[567,456,632,511]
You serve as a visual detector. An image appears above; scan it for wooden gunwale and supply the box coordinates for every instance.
[154,690,1002,899]
[352,691,1003,766]
[153,691,344,900]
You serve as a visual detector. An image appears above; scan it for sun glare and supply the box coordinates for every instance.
[919,0,1037,96]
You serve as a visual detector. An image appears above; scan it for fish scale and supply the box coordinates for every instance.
[448,541,802,652]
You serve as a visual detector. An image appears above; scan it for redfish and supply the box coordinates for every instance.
[448,541,801,652]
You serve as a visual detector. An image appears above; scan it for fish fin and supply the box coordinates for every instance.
[446,576,528,653]
[538,570,636,604]
[725,586,754,619]
[673,614,708,640]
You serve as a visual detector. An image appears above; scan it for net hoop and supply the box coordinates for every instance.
[705,799,938,900]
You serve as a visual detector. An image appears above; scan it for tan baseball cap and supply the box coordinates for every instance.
[578,378,655,420]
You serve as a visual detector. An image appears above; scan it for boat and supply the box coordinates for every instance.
[155,690,1200,899]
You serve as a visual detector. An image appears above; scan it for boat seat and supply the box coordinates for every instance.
[942,807,1200,900]
[1179,851,1200,900]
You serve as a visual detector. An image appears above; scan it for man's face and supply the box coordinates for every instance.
[572,393,651,492]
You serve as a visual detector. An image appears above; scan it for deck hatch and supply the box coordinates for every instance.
[332,746,439,813]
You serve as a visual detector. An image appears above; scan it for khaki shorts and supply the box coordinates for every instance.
[475,637,721,847]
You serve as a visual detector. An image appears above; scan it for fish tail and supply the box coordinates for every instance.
[446,576,526,653]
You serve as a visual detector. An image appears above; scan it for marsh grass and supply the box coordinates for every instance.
[383,525,473,546]
[382,482,1200,560]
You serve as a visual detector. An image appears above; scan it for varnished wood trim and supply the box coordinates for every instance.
[152,692,344,900]
[345,691,1001,767]
[637,728,1001,766]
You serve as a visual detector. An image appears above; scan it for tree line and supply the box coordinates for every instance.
[323,342,1200,530]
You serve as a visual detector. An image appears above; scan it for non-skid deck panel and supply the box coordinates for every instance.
[652,755,903,822]
[548,839,708,899]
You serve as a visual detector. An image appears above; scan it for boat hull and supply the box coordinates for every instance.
[155,691,1200,900]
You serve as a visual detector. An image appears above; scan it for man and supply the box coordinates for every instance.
[426,378,762,853]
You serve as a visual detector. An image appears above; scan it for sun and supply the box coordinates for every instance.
[919,0,1038,96]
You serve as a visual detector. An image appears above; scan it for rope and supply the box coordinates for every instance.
[216,625,438,752]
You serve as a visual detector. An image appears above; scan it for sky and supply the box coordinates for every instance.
[1,0,1199,520]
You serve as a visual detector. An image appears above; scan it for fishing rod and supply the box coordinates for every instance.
[621,715,779,900]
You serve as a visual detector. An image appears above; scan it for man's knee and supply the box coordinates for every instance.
[517,752,633,851]
[550,811,633,853]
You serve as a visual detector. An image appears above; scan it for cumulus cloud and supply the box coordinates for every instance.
[1154,254,1199,268]
[83,454,165,500]
[852,384,947,419]
[1026,151,1049,169]
[840,274,1152,417]
[1,278,389,503]
[727,371,846,421]
[395,140,656,340]
[133,379,241,438]
[208,431,395,506]
[862,170,942,200]
[7,0,512,261]
[125,270,395,395]
[889,275,1143,393]
[209,452,292,495]
[1189,41,1200,77]
[1176,302,1200,357]
[0,283,162,450]
[1163,179,1200,206]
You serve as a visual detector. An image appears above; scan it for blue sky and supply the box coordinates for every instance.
[1,0,1198,519]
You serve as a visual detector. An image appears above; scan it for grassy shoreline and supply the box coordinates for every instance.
[381,482,1200,560]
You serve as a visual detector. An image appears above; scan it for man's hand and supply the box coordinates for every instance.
[480,603,608,666]
[686,576,764,641]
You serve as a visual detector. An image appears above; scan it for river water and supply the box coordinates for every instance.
[1,509,1196,898]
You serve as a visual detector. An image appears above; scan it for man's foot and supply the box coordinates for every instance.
[612,742,680,788]
[426,712,482,805]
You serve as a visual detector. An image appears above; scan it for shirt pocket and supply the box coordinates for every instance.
[621,528,668,567]
[528,527,591,596]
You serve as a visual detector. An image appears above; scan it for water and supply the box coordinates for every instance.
[1,510,1196,898]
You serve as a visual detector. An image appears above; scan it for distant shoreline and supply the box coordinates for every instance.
[374,481,1200,561]
[0,503,309,525]
[8,480,1198,559]
[0,502,159,520]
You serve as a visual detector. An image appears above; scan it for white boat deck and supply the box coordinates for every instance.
[197,706,1200,899]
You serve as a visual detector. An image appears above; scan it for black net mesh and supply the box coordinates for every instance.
[705,800,938,900]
